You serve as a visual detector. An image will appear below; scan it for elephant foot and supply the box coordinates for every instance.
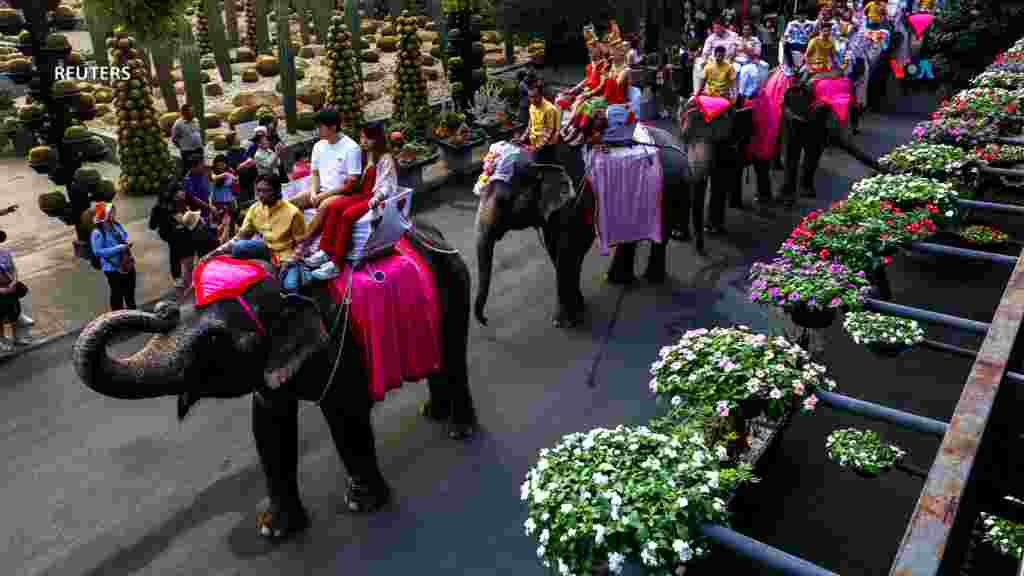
[177,391,200,421]
[605,271,635,285]
[344,478,391,513]
[256,502,310,540]
[644,267,666,284]
[552,301,586,328]
[671,229,692,242]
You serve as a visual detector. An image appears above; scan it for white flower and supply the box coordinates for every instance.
[533,489,548,504]
[678,496,689,508]
[593,472,609,485]
[594,524,607,544]
[673,539,693,562]
[706,470,720,489]
[769,388,783,399]
[560,502,573,514]
[608,552,627,574]
[521,480,531,501]
[540,528,550,544]
[649,378,659,393]
[717,445,729,461]
[524,518,537,535]
[537,545,546,558]
[713,498,725,512]
[558,558,569,575]
[538,458,549,472]
[671,395,683,407]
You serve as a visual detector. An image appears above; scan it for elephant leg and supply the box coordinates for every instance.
[252,388,310,539]
[673,179,692,241]
[607,243,636,285]
[707,165,727,233]
[801,139,825,198]
[320,351,391,513]
[553,205,591,327]
[726,150,744,210]
[645,241,667,283]
[779,123,803,206]
[691,179,706,254]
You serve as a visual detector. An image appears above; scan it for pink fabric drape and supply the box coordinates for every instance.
[812,77,853,126]
[328,236,443,401]
[908,13,934,40]
[748,69,795,161]
[587,144,663,256]
[696,95,732,123]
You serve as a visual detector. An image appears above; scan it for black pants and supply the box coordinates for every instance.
[178,149,202,181]
[104,270,137,311]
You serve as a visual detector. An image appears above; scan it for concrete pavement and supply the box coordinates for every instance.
[4,89,1005,576]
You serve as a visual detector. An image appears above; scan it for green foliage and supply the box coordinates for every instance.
[84,0,192,43]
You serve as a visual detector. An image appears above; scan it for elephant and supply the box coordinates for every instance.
[72,222,477,540]
[473,103,748,329]
[744,66,881,206]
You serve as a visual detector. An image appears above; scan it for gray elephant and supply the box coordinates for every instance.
[473,105,748,328]
[746,67,881,206]
[72,222,476,540]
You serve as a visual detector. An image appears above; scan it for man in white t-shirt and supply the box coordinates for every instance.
[289,108,362,211]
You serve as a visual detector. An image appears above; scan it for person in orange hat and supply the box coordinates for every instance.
[90,202,137,311]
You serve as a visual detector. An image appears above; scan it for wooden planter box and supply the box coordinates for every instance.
[397,150,440,190]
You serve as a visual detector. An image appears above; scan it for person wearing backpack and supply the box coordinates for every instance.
[90,202,137,311]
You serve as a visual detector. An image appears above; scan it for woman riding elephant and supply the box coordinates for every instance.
[72,216,477,540]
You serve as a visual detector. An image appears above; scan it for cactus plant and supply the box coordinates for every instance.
[326,11,365,137]
[224,0,239,44]
[109,30,173,196]
[252,0,271,54]
[194,0,211,54]
[276,0,297,134]
[149,43,179,112]
[443,3,484,112]
[244,0,258,51]
[81,1,111,68]
[179,23,207,144]
[393,10,430,137]
[204,0,233,82]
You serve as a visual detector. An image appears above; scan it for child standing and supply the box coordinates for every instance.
[252,133,281,178]
[209,154,237,244]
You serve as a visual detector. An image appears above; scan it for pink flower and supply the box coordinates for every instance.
[792,382,805,395]
[803,395,819,411]
[717,400,730,417]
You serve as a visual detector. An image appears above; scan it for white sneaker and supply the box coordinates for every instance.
[305,250,330,268]
[17,314,34,327]
[311,261,340,281]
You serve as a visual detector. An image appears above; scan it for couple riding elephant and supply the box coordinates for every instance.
[473,89,751,328]
[72,219,477,540]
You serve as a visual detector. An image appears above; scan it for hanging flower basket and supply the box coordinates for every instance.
[825,428,906,478]
[843,311,925,358]
[789,303,837,329]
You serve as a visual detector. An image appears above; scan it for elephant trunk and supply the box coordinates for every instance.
[72,304,223,400]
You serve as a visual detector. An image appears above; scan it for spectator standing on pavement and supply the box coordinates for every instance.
[90,202,137,311]
[171,104,204,180]
[0,229,31,352]
[0,203,33,328]
[181,154,213,220]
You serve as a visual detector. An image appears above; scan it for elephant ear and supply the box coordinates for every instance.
[681,105,733,144]
[264,301,330,390]
[538,166,577,221]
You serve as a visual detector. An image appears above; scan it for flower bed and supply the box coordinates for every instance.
[878,143,973,186]
[749,244,872,313]
[972,70,1024,91]
[825,428,906,477]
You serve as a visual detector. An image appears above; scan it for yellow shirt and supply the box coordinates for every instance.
[805,36,836,72]
[864,1,886,22]
[238,199,306,262]
[918,0,935,10]
[703,60,736,98]
[528,98,560,148]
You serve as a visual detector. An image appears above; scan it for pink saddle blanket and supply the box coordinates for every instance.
[748,68,795,161]
[695,95,732,123]
[328,236,443,401]
[811,77,853,126]
[193,257,271,308]
[586,143,663,256]
[908,13,934,40]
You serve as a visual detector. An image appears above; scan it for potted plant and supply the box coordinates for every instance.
[430,105,487,178]
[842,311,926,357]
[649,326,835,454]
[521,422,755,575]
[877,143,973,190]
[958,224,1010,248]
[748,243,873,329]
[825,428,907,478]
[981,511,1024,560]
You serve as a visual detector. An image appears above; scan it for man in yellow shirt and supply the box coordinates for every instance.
[207,174,308,292]
[700,46,737,101]
[803,25,839,82]
[864,0,887,29]
[524,85,560,162]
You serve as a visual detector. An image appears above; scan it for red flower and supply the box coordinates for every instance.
[885,220,896,227]
[884,256,893,265]
[927,204,939,214]
[819,249,830,259]
[1008,103,1018,114]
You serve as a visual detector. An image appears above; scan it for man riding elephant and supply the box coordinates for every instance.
[735,20,770,106]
